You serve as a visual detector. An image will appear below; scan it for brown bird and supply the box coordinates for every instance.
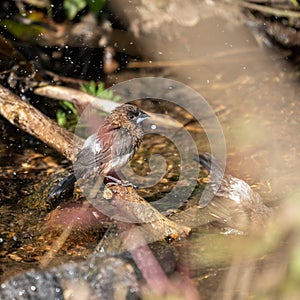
[195,153,272,234]
[49,104,149,199]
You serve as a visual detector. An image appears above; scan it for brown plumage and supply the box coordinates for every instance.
[49,104,148,199]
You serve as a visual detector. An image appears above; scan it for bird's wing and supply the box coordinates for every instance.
[75,133,103,168]
[75,127,134,175]
[110,127,135,158]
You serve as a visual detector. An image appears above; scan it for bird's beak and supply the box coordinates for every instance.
[137,111,149,124]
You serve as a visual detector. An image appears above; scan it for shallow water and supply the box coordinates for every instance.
[109,1,300,201]
[108,1,300,298]
[1,1,300,299]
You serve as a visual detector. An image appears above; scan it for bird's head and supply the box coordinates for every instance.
[109,104,149,129]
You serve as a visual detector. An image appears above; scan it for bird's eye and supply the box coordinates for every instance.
[128,112,136,120]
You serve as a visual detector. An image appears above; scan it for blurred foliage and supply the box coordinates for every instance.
[0,0,107,40]
[86,0,106,15]
[80,81,121,102]
[56,100,79,130]
[291,0,300,7]
[64,0,106,19]
[287,242,300,288]
[0,11,47,41]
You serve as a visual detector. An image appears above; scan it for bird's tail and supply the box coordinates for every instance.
[48,173,76,199]
[194,152,224,180]
[194,152,228,208]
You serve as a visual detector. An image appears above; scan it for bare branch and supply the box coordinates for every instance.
[34,85,184,129]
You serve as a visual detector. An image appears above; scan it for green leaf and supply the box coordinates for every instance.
[64,0,87,20]
[0,19,45,41]
[56,110,67,127]
[80,80,121,102]
[90,80,97,95]
[60,101,78,115]
[56,101,79,130]
[87,0,106,14]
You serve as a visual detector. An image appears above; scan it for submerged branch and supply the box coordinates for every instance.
[104,185,191,240]
[239,1,300,18]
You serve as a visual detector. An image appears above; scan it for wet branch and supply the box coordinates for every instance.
[0,84,82,161]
